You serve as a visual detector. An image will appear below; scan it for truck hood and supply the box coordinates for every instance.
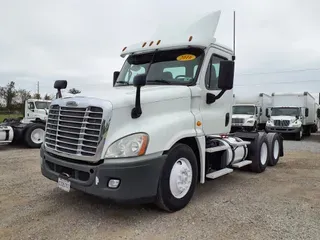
[270,116,297,121]
[53,85,191,109]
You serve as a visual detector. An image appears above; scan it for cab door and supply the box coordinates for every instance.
[198,47,234,135]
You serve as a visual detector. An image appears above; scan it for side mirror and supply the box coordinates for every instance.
[266,109,269,117]
[131,74,146,119]
[217,60,234,90]
[317,108,320,118]
[54,80,68,99]
[113,71,120,86]
[305,108,309,117]
[296,115,299,120]
[54,80,67,90]
[133,74,146,87]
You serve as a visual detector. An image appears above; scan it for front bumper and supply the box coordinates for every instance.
[266,126,300,133]
[40,146,166,203]
[231,122,255,127]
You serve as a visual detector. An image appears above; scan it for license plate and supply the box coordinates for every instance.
[58,177,71,192]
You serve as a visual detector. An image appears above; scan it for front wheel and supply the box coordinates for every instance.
[294,127,303,141]
[156,143,198,212]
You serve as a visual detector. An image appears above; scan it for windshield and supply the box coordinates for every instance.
[35,101,51,109]
[115,47,204,86]
[271,107,300,116]
[233,106,255,115]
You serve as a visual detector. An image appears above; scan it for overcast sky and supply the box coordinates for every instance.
[0,0,319,102]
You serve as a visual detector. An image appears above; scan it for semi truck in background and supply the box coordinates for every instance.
[40,11,284,212]
[231,93,272,132]
[266,92,318,140]
[0,99,50,147]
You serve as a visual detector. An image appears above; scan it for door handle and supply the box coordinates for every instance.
[225,113,230,126]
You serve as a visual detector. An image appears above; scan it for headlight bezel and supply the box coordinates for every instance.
[104,132,149,159]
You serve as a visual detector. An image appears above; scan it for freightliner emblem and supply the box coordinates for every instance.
[66,101,78,107]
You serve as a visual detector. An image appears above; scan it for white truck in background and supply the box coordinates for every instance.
[231,93,272,132]
[314,102,320,132]
[266,92,318,140]
[40,11,284,212]
[0,99,50,147]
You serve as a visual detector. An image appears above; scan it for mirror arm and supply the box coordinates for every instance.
[206,90,226,104]
[131,86,142,119]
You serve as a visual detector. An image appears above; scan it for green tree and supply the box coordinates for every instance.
[33,93,41,99]
[0,81,17,110]
[44,94,52,100]
[68,88,81,94]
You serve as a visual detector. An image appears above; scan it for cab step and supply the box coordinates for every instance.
[206,168,233,179]
[231,160,252,168]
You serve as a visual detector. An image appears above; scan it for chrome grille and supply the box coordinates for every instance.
[274,120,290,127]
[45,104,103,156]
[232,118,245,124]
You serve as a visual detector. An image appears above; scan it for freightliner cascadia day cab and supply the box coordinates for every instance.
[40,11,284,212]
[0,99,50,147]
[231,93,272,132]
[266,92,318,141]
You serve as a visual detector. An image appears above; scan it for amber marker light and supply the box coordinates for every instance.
[122,47,127,52]
[142,42,147,47]
[156,40,161,45]
[196,121,202,126]
[138,135,149,156]
[189,36,193,42]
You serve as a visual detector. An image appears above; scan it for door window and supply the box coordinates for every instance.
[205,55,226,90]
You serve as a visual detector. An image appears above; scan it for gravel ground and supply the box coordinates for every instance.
[0,134,319,240]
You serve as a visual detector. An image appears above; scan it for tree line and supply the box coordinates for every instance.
[0,81,81,113]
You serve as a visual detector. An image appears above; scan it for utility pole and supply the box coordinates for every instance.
[37,81,40,99]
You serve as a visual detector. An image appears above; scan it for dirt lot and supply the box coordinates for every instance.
[0,135,319,240]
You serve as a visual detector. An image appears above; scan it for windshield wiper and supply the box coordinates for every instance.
[115,81,129,85]
[147,79,171,85]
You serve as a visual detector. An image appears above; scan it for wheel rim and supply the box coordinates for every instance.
[273,140,279,160]
[260,142,268,165]
[169,158,193,199]
[31,128,45,144]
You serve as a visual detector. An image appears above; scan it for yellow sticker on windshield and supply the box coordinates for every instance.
[177,54,196,61]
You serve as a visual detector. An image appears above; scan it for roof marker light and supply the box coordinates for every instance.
[149,41,154,46]
[189,36,193,42]
[142,42,147,47]
[156,40,161,45]
[122,47,127,52]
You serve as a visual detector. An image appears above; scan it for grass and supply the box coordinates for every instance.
[0,114,23,122]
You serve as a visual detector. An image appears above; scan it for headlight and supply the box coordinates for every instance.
[105,133,149,158]
[247,119,254,123]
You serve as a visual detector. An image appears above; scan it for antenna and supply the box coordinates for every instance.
[232,10,236,61]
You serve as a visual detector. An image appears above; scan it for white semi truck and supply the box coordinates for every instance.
[0,99,50,147]
[231,93,272,132]
[266,92,318,140]
[40,11,284,212]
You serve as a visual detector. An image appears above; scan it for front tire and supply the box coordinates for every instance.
[156,143,198,212]
[294,127,303,141]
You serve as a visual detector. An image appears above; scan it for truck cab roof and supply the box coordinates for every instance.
[120,11,233,58]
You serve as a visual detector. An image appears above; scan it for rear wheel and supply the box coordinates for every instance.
[156,143,198,212]
[266,133,281,166]
[248,132,269,173]
[24,123,45,148]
